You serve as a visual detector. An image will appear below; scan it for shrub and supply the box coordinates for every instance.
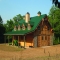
[53,40,58,45]
[13,40,18,46]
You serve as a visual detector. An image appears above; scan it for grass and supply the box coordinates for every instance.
[0,44,24,52]
[0,44,60,60]
[0,55,60,60]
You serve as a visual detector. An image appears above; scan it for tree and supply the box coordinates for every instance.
[48,5,60,39]
[4,19,14,32]
[0,16,3,25]
[0,16,5,43]
[13,14,23,25]
[52,0,60,8]
[4,14,23,33]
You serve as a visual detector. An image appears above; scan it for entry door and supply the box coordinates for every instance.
[41,36,48,46]
[38,35,50,47]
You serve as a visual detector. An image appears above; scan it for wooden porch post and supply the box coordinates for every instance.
[24,35,25,49]
[18,35,20,47]
[4,35,6,44]
[12,35,14,45]
[8,35,9,44]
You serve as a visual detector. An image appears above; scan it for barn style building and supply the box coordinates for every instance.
[4,11,54,48]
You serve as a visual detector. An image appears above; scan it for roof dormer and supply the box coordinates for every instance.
[22,24,26,30]
[18,25,21,31]
[14,26,17,31]
[27,23,31,30]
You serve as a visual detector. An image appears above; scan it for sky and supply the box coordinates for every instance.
[0,0,53,23]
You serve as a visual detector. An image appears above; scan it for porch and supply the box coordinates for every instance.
[4,35,33,48]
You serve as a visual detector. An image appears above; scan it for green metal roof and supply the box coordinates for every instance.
[4,14,47,35]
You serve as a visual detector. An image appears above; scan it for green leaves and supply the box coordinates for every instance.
[0,16,3,25]
[13,40,18,46]
[48,5,60,36]
[13,14,23,25]
[4,14,23,32]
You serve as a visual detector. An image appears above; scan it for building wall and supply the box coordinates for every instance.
[12,17,54,47]
[34,18,54,47]
[25,34,33,47]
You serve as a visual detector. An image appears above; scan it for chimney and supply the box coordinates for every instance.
[27,23,31,30]
[25,12,30,23]
[22,24,26,30]
[18,25,21,30]
[37,11,41,16]
[14,26,17,31]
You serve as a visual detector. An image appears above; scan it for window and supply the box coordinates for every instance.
[42,36,44,40]
[37,26,40,30]
[45,36,47,40]
[41,36,47,40]
[21,36,24,40]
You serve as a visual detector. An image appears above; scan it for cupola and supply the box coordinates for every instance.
[37,11,41,16]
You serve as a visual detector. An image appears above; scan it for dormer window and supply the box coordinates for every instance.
[22,24,26,30]
[14,26,17,31]
[27,23,31,30]
[18,25,21,31]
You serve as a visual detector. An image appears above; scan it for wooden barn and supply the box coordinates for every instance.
[4,11,54,48]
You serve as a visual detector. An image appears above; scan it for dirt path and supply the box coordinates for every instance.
[0,44,60,59]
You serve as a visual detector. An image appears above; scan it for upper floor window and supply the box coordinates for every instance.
[42,36,47,40]
[42,36,44,40]
[45,36,47,40]
[37,26,40,30]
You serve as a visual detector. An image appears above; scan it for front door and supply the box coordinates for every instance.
[38,35,50,47]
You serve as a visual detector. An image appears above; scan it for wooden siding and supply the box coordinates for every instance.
[12,17,54,47]
[34,18,53,47]
[25,34,33,47]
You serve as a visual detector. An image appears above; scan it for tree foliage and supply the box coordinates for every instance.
[13,14,23,25]
[0,16,5,34]
[4,19,14,32]
[49,5,60,37]
[4,14,23,32]
[0,16,5,43]
[0,16,3,25]
[52,0,60,8]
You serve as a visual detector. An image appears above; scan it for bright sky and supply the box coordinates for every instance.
[0,0,53,23]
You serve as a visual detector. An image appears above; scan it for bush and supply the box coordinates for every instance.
[53,40,58,45]
[9,42,12,45]
[13,40,18,46]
